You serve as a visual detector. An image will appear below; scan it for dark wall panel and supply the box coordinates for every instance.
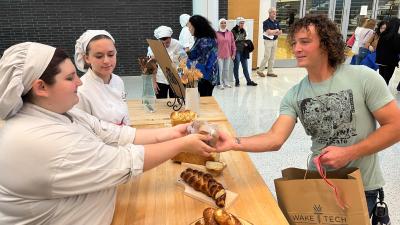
[0,0,228,76]
[0,0,194,76]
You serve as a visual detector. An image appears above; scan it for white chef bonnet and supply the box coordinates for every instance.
[154,26,173,39]
[0,42,56,119]
[180,14,191,28]
[236,17,245,25]
[74,30,115,72]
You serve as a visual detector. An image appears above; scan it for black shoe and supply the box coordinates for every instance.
[235,82,240,87]
[247,81,258,86]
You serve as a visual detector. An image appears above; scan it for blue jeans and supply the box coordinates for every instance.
[356,47,370,65]
[365,189,379,217]
[233,51,251,84]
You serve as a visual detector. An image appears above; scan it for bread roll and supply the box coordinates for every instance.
[200,208,243,225]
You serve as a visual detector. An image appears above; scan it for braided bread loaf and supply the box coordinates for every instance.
[180,168,226,207]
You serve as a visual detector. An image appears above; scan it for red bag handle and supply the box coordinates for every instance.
[313,152,349,210]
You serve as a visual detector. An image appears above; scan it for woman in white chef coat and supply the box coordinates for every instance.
[147,25,187,98]
[74,30,130,125]
[0,42,215,225]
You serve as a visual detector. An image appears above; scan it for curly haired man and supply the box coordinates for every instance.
[217,14,400,217]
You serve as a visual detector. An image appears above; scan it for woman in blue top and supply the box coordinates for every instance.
[187,15,218,96]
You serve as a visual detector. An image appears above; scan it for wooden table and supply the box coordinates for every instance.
[112,97,289,225]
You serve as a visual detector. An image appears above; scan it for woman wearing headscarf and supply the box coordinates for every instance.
[74,30,130,125]
[231,17,257,86]
[186,15,219,96]
[179,14,195,52]
[376,17,400,89]
[0,42,215,225]
[216,18,236,89]
[147,25,187,98]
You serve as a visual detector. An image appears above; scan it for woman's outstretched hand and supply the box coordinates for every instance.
[182,133,216,157]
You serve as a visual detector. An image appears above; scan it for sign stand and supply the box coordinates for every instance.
[147,39,186,111]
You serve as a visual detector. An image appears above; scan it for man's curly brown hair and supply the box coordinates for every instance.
[287,14,346,69]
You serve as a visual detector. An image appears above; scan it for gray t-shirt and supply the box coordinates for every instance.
[280,64,394,190]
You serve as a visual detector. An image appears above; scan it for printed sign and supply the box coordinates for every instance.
[360,5,368,15]
[147,39,185,98]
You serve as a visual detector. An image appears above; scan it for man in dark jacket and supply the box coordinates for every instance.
[231,17,257,87]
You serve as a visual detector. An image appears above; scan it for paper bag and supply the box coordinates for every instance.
[274,167,370,225]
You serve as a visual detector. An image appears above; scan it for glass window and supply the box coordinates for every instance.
[347,0,374,35]
[276,0,301,33]
[275,0,301,60]
[305,0,330,16]
[334,0,345,29]
[376,0,400,21]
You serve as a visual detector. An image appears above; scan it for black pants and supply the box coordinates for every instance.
[365,188,380,217]
[379,65,396,85]
[198,79,214,96]
[155,83,176,99]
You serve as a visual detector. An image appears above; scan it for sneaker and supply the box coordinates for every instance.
[257,71,266,77]
[235,82,240,87]
[224,84,232,88]
[247,81,258,86]
[217,85,224,90]
[267,73,278,77]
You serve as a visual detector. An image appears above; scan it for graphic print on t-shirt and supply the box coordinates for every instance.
[298,89,357,145]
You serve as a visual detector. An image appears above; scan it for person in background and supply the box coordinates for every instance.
[349,18,367,63]
[286,11,295,29]
[355,19,376,65]
[365,21,387,53]
[179,14,195,52]
[0,42,215,225]
[216,18,236,90]
[74,30,130,125]
[360,21,387,70]
[231,17,258,87]
[186,15,219,96]
[257,7,282,77]
[216,15,400,217]
[147,25,187,98]
[350,18,369,64]
[376,17,400,88]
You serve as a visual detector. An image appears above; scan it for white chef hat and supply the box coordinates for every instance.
[0,42,55,119]
[180,14,191,28]
[236,17,245,25]
[154,26,173,39]
[74,30,115,72]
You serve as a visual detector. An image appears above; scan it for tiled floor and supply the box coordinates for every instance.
[123,67,400,224]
